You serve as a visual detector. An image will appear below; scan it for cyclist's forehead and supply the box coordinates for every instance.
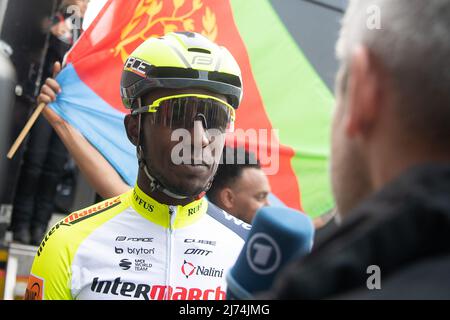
[141,88,226,105]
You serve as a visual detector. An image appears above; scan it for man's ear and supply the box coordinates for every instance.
[346,46,383,138]
[218,188,234,211]
[124,114,139,146]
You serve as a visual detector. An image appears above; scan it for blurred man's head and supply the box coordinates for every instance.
[207,147,271,224]
[332,0,450,218]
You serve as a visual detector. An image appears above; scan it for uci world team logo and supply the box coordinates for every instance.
[246,233,281,275]
[119,259,132,270]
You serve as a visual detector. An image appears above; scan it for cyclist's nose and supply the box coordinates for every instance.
[192,118,210,148]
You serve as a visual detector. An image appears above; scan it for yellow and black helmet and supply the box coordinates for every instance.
[120,32,243,110]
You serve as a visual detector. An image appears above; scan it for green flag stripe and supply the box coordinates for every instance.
[230,0,335,217]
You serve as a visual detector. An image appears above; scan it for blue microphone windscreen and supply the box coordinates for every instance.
[226,206,314,299]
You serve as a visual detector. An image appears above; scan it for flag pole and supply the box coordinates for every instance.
[7,102,46,159]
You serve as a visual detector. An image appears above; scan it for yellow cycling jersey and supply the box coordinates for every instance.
[25,185,251,300]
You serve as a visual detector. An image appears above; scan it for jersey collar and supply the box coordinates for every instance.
[129,184,208,229]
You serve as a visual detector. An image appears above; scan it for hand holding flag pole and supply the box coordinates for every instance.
[7,102,46,159]
[6,62,62,159]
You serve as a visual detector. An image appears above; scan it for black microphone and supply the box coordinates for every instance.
[226,206,314,299]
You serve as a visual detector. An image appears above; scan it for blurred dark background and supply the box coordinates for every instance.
[1,0,57,204]
[0,0,95,239]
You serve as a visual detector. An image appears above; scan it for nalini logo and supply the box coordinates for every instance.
[246,233,281,275]
[181,260,196,279]
[119,259,132,270]
[181,260,224,279]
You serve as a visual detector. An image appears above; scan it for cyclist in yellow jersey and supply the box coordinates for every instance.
[25,32,251,300]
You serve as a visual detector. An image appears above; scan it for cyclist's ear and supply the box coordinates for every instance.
[124,114,139,146]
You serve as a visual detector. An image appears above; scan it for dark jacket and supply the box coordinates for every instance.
[266,164,450,299]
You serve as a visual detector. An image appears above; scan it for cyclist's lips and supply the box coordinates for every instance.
[170,157,212,166]
[176,159,210,172]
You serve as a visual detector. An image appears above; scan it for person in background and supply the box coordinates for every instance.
[9,0,88,246]
[207,146,270,224]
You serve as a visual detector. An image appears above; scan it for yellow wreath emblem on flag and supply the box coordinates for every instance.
[112,0,218,62]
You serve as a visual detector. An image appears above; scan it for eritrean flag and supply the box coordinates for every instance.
[50,0,334,218]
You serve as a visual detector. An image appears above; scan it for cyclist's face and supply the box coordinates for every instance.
[132,89,227,197]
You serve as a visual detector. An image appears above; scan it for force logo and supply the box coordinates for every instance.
[25,274,44,300]
[181,260,223,279]
[116,236,153,242]
[91,277,226,300]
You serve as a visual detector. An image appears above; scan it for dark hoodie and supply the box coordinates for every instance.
[265,163,450,299]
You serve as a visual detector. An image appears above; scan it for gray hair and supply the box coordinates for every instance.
[336,0,450,145]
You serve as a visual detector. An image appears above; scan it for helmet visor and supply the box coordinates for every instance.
[132,94,235,133]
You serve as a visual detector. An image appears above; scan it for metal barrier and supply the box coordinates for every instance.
[3,243,37,300]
